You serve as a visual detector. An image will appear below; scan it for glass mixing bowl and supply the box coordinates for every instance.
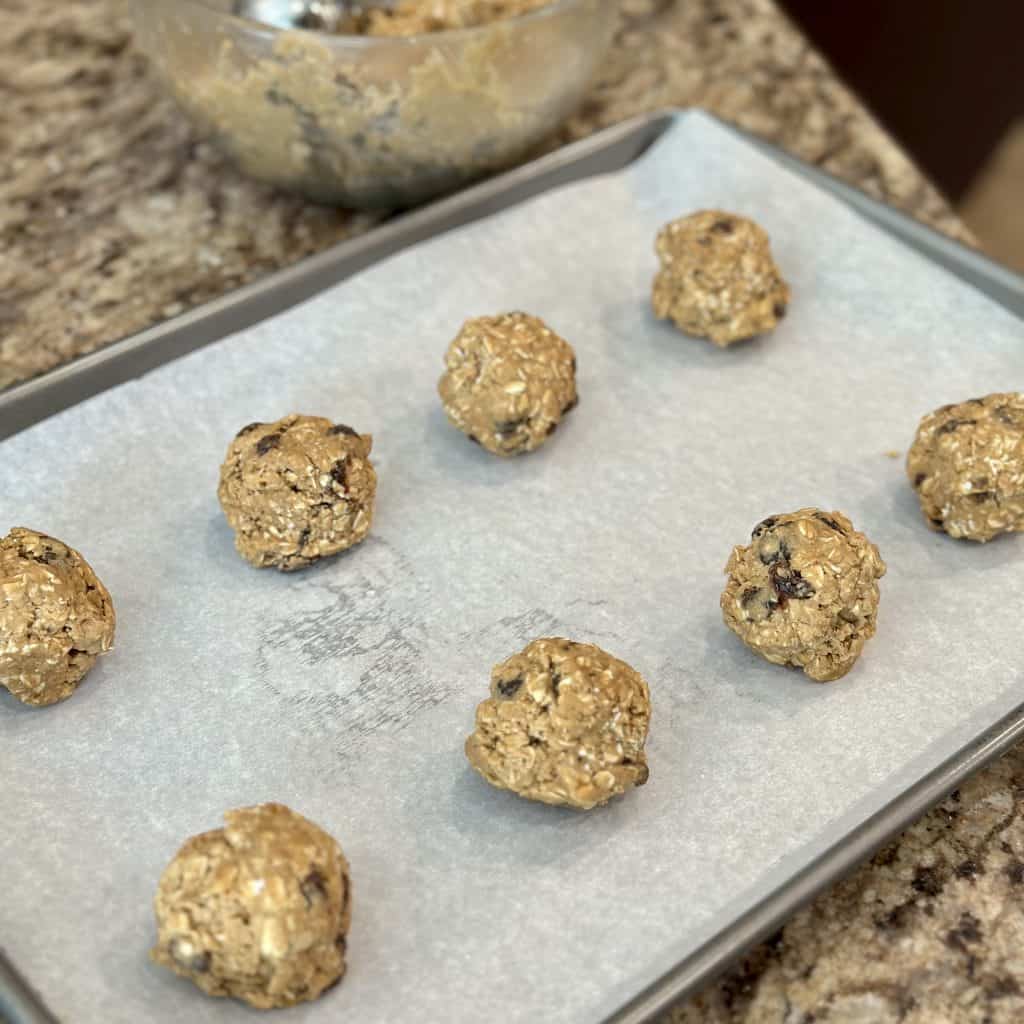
[131,0,617,207]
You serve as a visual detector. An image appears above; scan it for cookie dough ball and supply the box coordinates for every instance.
[217,414,377,571]
[652,210,790,346]
[0,527,115,706]
[721,509,886,682]
[465,637,651,810]
[906,393,1024,542]
[438,313,578,456]
[151,803,351,1010]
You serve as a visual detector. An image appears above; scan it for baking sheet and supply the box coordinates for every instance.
[1,110,1023,1024]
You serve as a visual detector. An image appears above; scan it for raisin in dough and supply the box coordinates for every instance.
[465,637,651,809]
[906,393,1024,542]
[151,803,351,1010]
[0,527,115,706]
[438,313,578,456]
[652,210,790,346]
[217,414,376,571]
[721,509,886,682]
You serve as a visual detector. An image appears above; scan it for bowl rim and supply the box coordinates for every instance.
[175,0,593,47]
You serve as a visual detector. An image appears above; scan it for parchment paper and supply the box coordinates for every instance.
[2,112,1022,1024]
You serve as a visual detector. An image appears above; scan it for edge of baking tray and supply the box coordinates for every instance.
[3,110,1024,1024]
[3,109,1023,442]
[0,949,59,1024]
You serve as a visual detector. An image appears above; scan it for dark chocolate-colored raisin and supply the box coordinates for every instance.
[192,952,211,973]
[550,668,562,696]
[256,432,283,455]
[236,422,262,438]
[330,460,348,488]
[751,516,778,538]
[930,517,945,528]
[770,566,814,601]
[814,512,845,532]
[968,491,993,503]
[914,473,927,487]
[328,423,359,437]
[740,586,761,607]
[936,418,976,437]
[773,302,787,319]
[495,417,528,434]
[711,218,735,234]
[546,421,558,436]
[468,434,481,445]
[301,868,328,907]
[495,676,523,698]
[297,528,311,549]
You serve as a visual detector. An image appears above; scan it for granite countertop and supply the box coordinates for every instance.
[5,2,1022,1022]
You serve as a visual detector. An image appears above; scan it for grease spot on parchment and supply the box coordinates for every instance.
[254,539,448,765]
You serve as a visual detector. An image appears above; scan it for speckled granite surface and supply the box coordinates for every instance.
[6,3,1021,1023]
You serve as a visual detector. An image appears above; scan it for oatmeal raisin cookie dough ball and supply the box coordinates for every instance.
[0,527,115,706]
[465,637,651,809]
[652,210,790,346]
[217,414,376,571]
[151,803,352,1009]
[721,509,885,682]
[438,313,578,456]
[906,393,1024,542]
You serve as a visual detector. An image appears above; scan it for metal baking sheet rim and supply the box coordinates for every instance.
[1,111,1023,1024]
